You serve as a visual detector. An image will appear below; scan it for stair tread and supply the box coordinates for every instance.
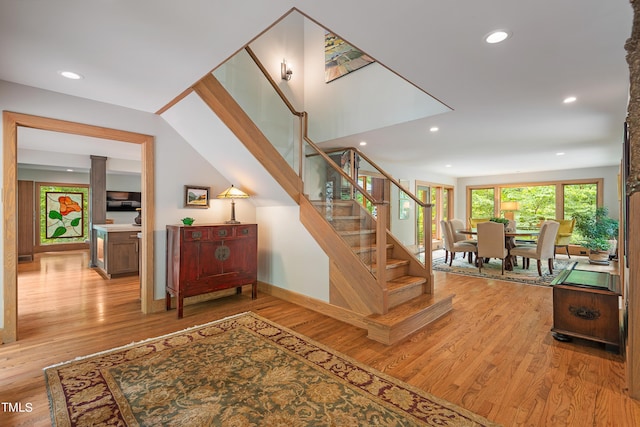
[372,258,409,270]
[387,275,426,291]
[338,229,375,236]
[366,292,455,326]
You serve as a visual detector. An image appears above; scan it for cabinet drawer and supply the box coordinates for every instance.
[235,225,256,238]
[182,228,210,241]
[108,231,140,243]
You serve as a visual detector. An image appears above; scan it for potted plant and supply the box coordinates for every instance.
[573,207,619,264]
[490,217,510,227]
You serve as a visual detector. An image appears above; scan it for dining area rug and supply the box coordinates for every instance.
[44,312,499,426]
[432,249,578,286]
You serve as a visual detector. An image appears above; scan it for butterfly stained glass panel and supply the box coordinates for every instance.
[45,192,84,239]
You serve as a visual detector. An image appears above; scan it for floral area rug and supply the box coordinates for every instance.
[432,249,578,286]
[44,312,499,426]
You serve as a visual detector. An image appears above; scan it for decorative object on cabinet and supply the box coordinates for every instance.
[217,185,249,224]
[134,208,142,225]
[184,185,210,208]
[181,217,195,226]
[166,224,257,318]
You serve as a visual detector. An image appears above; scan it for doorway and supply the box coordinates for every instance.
[2,111,155,343]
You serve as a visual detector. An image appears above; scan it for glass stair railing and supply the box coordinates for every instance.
[208,46,432,285]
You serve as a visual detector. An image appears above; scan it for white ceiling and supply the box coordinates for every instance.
[0,1,633,178]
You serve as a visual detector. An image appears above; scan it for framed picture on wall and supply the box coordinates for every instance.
[184,185,210,208]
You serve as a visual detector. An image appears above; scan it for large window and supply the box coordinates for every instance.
[467,179,603,241]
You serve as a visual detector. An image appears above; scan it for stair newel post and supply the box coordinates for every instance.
[424,203,434,294]
[375,200,390,313]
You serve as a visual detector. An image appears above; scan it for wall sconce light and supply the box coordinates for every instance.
[217,185,249,224]
[281,59,293,81]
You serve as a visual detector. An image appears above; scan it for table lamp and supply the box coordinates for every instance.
[501,201,520,221]
[217,185,249,224]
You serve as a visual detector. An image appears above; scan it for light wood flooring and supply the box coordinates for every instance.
[1,250,639,426]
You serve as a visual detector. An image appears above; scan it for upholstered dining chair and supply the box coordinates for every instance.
[449,218,478,245]
[476,221,508,274]
[441,220,477,266]
[510,220,560,276]
[469,217,491,229]
[553,218,575,258]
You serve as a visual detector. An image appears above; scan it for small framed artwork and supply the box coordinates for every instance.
[184,185,210,208]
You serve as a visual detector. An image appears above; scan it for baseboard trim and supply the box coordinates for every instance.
[257,281,369,330]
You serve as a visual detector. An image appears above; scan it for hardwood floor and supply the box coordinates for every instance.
[2,250,639,426]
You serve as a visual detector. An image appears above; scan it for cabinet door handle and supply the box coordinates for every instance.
[217,229,228,237]
[569,305,600,320]
[191,231,202,240]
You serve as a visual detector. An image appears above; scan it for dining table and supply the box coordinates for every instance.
[457,228,540,271]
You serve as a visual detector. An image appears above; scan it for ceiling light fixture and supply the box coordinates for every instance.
[445,164,452,168]
[430,126,439,132]
[485,30,511,44]
[359,141,367,146]
[556,152,565,156]
[58,70,83,80]
[563,96,577,104]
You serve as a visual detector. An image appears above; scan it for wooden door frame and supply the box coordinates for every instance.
[2,111,155,343]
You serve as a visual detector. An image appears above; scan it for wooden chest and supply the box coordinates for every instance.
[551,269,621,350]
[166,224,257,318]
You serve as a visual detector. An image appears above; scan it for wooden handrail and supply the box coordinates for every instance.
[244,47,303,118]
[321,147,431,209]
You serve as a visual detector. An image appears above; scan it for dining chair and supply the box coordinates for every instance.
[476,221,508,274]
[553,218,575,258]
[440,220,477,266]
[449,218,478,245]
[469,217,491,229]
[510,220,560,276]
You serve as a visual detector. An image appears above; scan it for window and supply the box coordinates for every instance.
[467,179,603,240]
[417,181,453,247]
[37,183,90,247]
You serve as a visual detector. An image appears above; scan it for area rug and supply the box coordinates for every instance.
[432,249,578,286]
[44,312,499,426]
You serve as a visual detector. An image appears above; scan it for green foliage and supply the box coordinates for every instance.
[490,217,509,225]
[573,207,619,251]
[470,188,494,218]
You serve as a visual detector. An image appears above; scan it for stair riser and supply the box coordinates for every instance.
[356,247,393,263]
[385,265,409,281]
[329,219,366,232]
[388,283,423,308]
[341,234,376,247]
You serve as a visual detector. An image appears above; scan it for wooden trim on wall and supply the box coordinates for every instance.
[2,111,155,344]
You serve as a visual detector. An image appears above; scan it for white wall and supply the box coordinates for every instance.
[257,206,329,301]
[303,21,449,143]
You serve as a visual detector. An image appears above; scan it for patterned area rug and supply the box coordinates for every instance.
[432,249,578,286]
[44,312,499,426]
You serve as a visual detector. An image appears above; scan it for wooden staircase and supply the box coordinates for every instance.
[193,70,453,345]
[306,199,453,345]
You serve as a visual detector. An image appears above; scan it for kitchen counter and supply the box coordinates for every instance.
[93,224,140,278]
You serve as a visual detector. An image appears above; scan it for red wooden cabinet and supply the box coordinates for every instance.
[166,224,257,318]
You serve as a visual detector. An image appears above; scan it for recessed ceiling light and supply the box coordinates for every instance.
[485,30,511,44]
[359,141,367,146]
[58,70,83,80]
[556,152,565,156]
[66,168,74,172]
[445,164,452,168]
[430,127,439,132]
[563,96,577,104]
